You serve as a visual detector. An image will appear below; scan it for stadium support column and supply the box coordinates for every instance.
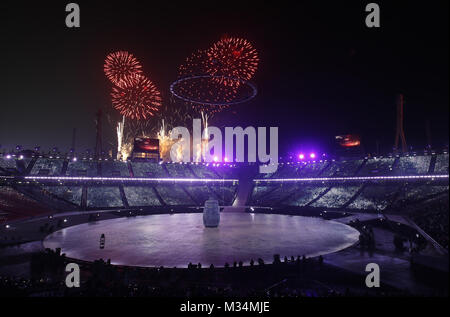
[81,186,88,210]
[394,94,407,153]
[118,185,129,208]
[95,109,103,159]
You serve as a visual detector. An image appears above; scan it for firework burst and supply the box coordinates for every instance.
[111,74,162,120]
[104,51,143,87]
[175,49,238,114]
[205,37,259,87]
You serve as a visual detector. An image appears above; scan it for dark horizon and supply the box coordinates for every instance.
[1,0,448,156]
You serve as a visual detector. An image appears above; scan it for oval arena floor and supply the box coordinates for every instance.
[43,212,360,268]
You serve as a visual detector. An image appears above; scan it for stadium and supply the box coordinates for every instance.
[1,151,448,297]
[1,1,448,307]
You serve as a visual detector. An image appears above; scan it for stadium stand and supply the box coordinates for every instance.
[42,186,82,206]
[261,164,302,179]
[29,158,64,176]
[213,165,241,179]
[250,183,301,206]
[0,156,18,174]
[357,157,395,176]
[101,160,131,177]
[165,163,196,178]
[319,161,341,177]
[296,161,329,177]
[183,184,215,205]
[0,186,52,222]
[189,164,221,178]
[154,184,195,205]
[211,183,238,205]
[392,183,449,208]
[434,154,449,174]
[130,162,167,177]
[283,185,329,206]
[347,184,401,211]
[87,186,123,208]
[333,159,365,177]
[310,185,362,208]
[395,155,431,175]
[123,186,162,207]
[412,195,449,249]
[66,160,99,176]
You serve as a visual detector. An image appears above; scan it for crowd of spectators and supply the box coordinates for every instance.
[413,197,449,249]
[0,248,411,297]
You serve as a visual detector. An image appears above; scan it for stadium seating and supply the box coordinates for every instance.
[165,163,196,178]
[412,195,449,249]
[395,155,431,175]
[87,186,123,208]
[183,184,215,205]
[296,161,329,177]
[250,183,329,207]
[357,157,395,176]
[67,160,99,177]
[310,185,362,208]
[392,183,449,208]
[260,164,302,179]
[0,186,52,222]
[0,157,18,174]
[213,165,241,179]
[124,186,162,207]
[209,183,238,205]
[347,184,401,211]
[101,160,131,177]
[333,159,365,177]
[283,185,329,206]
[250,183,300,206]
[154,184,195,205]
[189,164,221,178]
[42,185,82,206]
[30,158,64,176]
[434,154,449,174]
[0,153,448,215]
[131,162,167,177]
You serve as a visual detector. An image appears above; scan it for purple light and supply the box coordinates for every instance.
[254,174,448,182]
[298,154,305,160]
[310,153,316,159]
[213,156,219,162]
[23,176,238,182]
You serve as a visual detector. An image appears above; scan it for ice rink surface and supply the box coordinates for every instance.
[44,213,359,267]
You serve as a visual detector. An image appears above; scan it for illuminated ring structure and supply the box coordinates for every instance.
[170,74,257,106]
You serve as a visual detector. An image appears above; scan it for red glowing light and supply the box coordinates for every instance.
[336,134,361,148]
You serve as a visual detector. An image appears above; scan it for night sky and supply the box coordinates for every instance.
[1,1,448,156]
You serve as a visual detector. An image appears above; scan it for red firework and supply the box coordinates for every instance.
[205,37,259,87]
[111,74,162,120]
[104,51,143,87]
[176,49,239,113]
